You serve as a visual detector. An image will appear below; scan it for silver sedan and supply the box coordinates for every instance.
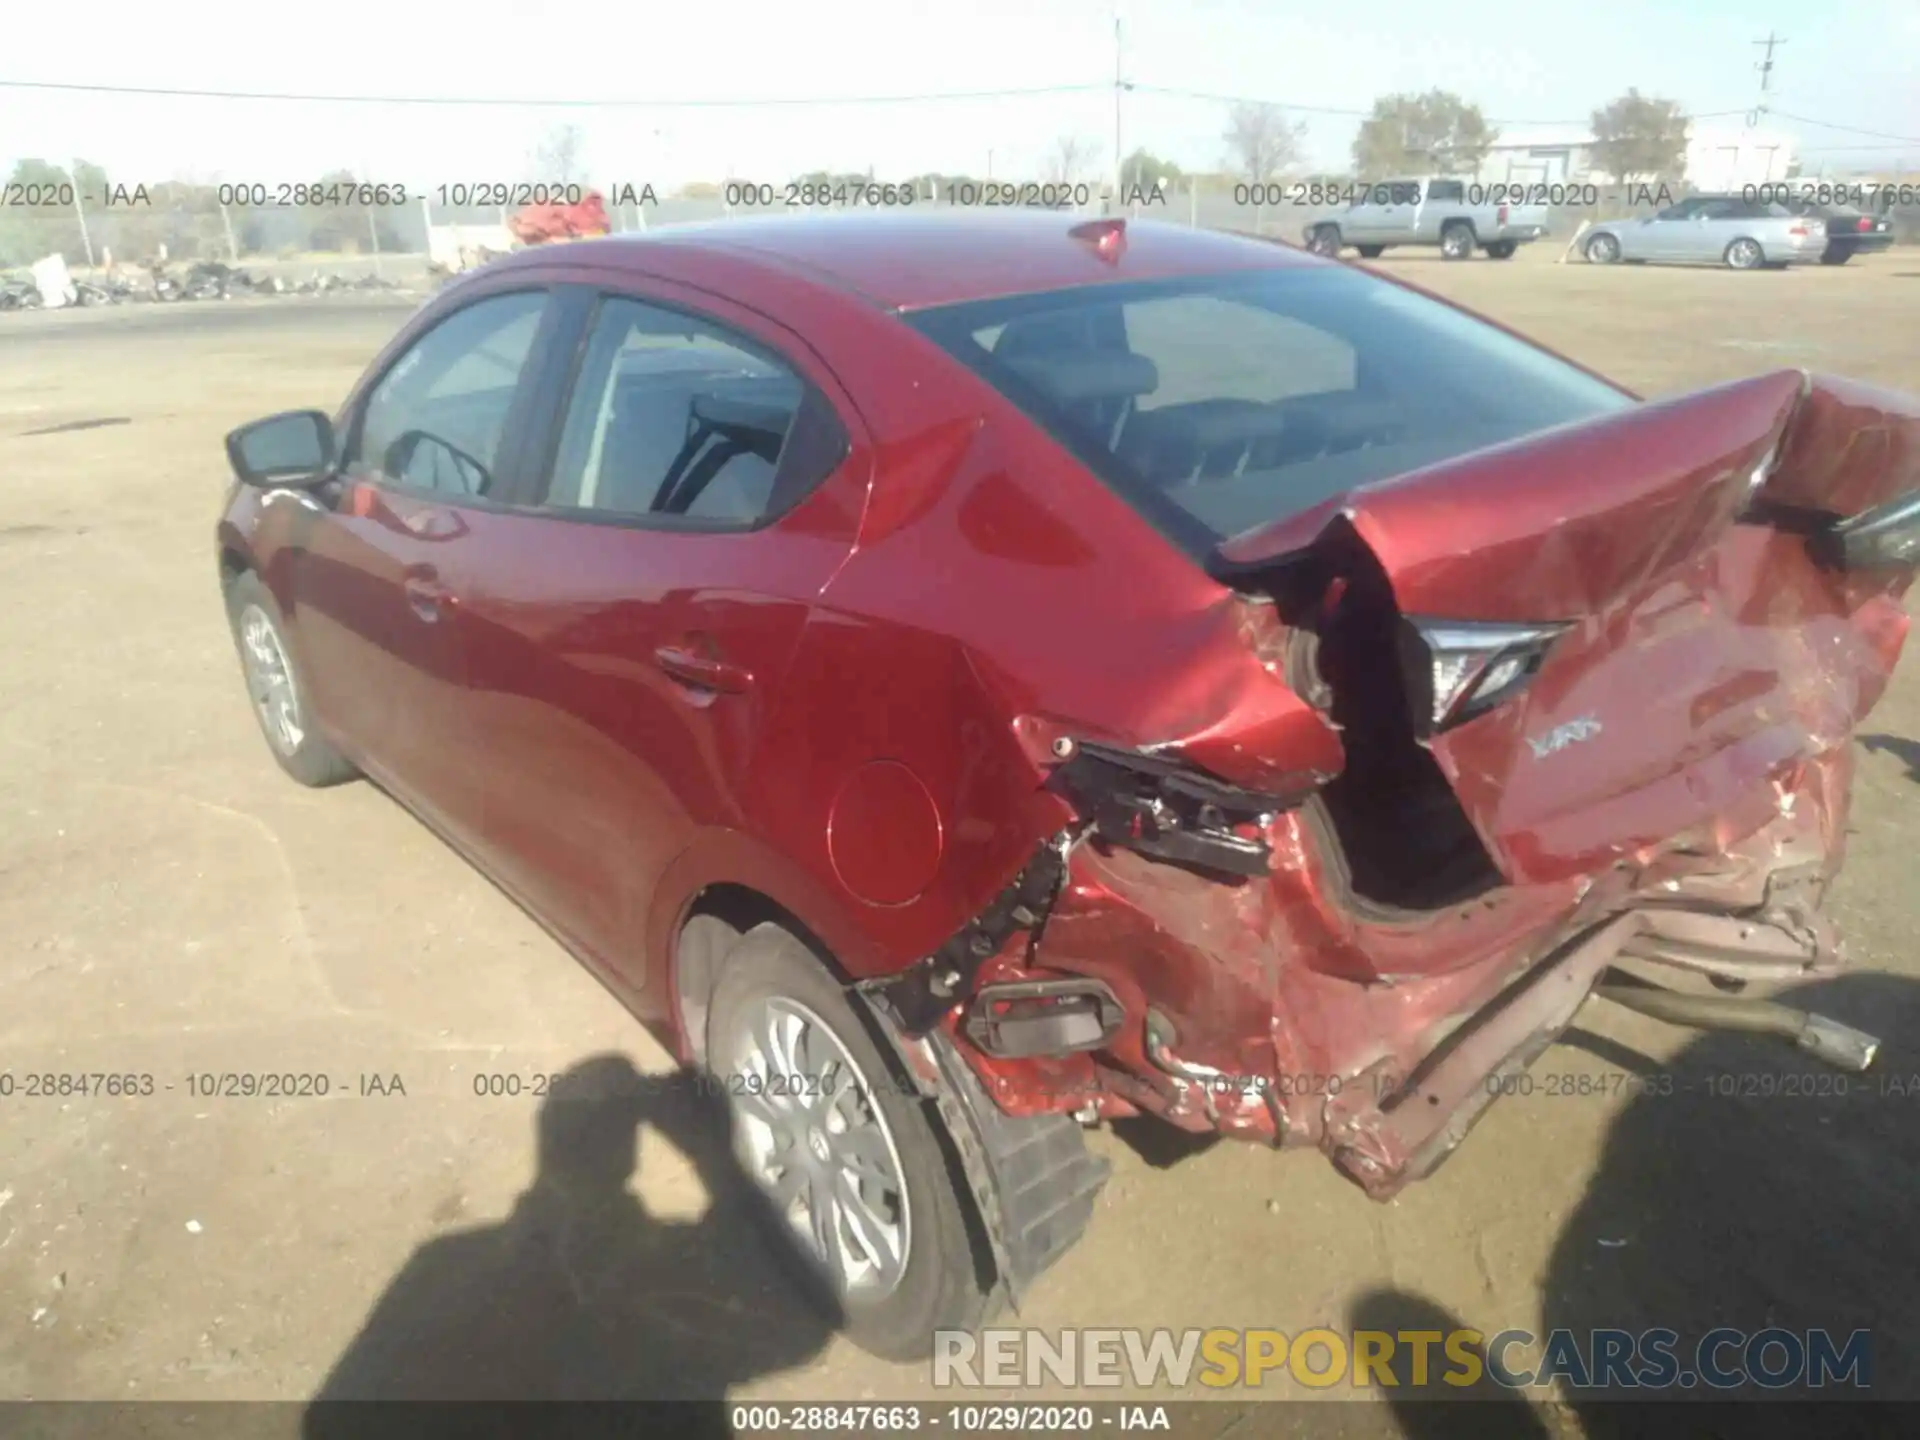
[1583,195,1828,270]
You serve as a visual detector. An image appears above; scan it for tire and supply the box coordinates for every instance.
[1306,225,1342,257]
[1584,232,1622,265]
[1820,248,1854,266]
[1355,244,1385,259]
[706,923,994,1359]
[1440,222,1475,260]
[225,570,358,787]
[1484,240,1517,260]
[1724,237,1764,271]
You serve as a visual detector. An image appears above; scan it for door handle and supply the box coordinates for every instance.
[402,566,446,623]
[653,644,754,695]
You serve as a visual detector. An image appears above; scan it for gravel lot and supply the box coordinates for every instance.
[3,244,1918,1431]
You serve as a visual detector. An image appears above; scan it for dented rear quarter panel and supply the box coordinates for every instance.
[629,235,1913,1166]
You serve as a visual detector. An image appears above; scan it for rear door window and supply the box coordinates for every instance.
[538,296,848,526]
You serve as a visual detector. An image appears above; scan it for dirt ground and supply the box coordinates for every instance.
[3,243,1919,1429]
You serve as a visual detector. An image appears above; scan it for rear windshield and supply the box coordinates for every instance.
[906,267,1637,559]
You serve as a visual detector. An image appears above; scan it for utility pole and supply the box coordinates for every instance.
[1111,10,1127,210]
[72,185,95,269]
[1753,32,1786,109]
[1749,31,1787,182]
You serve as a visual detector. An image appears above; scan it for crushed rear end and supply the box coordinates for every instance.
[872,368,1916,1198]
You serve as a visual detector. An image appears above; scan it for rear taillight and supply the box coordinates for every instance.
[1857,217,1874,232]
[1400,619,1569,734]
[1497,203,1509,225]
[1789,224,1810,236]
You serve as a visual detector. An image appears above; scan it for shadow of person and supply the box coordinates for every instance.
[1860,733,1920,784]
[1345,1290,1553,1440]
[1543,971,1920,1437]
[303,1054,842,1438]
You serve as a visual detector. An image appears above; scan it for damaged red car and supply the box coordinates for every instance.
[215,213,1918,1359]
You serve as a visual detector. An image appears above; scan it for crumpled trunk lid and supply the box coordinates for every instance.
[1213,370,1917,887]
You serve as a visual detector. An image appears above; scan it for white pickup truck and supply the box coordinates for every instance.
[1303,177,1551,261]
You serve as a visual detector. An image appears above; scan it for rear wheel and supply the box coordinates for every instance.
[1724,237,1764,270]
[1355,244,1385,259]
[225,571,357,787]
[1440,222,1476,261]
[1484,240,1517,260]
[1820,248,1854,266]
[707,924,994,1359]
[1306,225,1343,257]
[1583,232,1622,265]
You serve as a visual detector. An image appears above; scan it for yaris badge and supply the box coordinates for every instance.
[1529,716,1603,759]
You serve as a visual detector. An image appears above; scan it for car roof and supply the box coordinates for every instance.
[488,211,1318,313]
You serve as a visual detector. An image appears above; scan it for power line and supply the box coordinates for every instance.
[1770,111,1920,144]
[0,74,1754,128]
[0,78,1110,107]
[2,73,1905,147]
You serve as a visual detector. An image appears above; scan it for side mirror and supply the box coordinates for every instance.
[384,429,490,496]
[226,410,335,487]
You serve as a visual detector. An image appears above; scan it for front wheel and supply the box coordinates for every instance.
[1439,223,1476,260]
[1306,225,1343,257]
[1354,244,1385,259]
[707,924,995,1360]
[1724,237,1764,270]
[1820,249,1854,266]
[225,571,358,787]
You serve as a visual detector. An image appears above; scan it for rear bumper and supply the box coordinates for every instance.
[941,747,1863,1198]
[1322,883,1841,1196]
[1773,237,1832,263]
[1827,234,1896,256]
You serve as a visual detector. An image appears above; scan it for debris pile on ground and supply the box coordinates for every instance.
[506,191,611,245]
[0,259,415,309]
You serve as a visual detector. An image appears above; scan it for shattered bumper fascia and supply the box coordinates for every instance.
[889,748,1857,1202]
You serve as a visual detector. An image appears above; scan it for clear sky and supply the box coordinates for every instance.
[2,0,1915,188]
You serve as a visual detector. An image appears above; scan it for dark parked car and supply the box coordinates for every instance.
[217,213,1919,1358]
[1786,199,1896,264]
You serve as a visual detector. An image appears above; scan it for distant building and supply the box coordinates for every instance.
[1682,123,1797,189]
[1468,125,1598,187]
[1467,121,1799,192]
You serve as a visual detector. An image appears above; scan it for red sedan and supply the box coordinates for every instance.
[216,212,1918,1358]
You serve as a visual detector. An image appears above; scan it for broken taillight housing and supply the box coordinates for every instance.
[1819,489,1920,572]
[1399,618,1569,735]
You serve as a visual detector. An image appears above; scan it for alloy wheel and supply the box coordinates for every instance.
[724,996,912,1299]
[1727,239,1762,270]
[239,604,304,755]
